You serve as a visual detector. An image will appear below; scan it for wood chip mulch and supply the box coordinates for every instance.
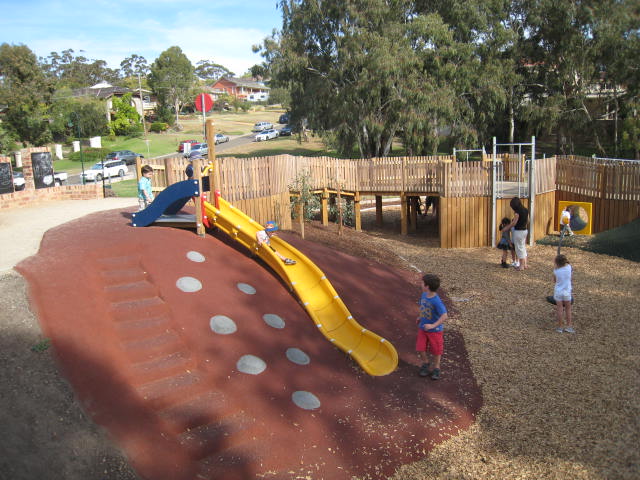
[295,209,640,480]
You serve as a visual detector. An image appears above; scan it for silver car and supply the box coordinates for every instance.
[252,121,273,132]
[255,129,279,142]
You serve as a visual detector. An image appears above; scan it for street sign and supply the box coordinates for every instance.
[195,93,213,112]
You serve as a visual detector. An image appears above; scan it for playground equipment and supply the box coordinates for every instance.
[131,180,200,228]
[132,179,399,376]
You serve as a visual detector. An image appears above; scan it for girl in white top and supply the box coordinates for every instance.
[553,254,574,333]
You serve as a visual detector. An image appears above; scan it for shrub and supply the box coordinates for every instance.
[289,170,321,221]
[328,195,354,227]
[68,147,110,164]
[150,122,169,133]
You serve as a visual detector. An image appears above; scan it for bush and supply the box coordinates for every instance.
[328,195,354,227]
[68,147,110,164]
[149,122,169,133]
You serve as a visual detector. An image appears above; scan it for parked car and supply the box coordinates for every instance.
[255,129,279,142]
[49,172,68,186]
[252,121,273,132]
[106,150,144,166]
[214,133,230,144]
[12,170,67,189]
[81,160,128,182]
[178,139,199,153]
[279,113,289,124]
[278,124,297,136]
[12,171,25,190]
[185,143,208,158]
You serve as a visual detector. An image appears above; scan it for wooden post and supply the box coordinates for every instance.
[193,157,205,237]
[337,186,343,236]
[400,193,408,235]
[321,188,329,226]
[354,191,361,232]
[375,195,383,226]
[297,198,305,239]
[205,118,221,194]
[410,196,418,232]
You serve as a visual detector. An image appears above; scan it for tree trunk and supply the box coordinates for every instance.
[508,94,515,154]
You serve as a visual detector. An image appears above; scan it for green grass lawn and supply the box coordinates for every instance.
[109,179,138,198]
[48,109,287,174]
[537,218,640,263]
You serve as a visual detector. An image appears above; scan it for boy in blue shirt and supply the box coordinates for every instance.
[416,273,448,380]
[137,165,154,211]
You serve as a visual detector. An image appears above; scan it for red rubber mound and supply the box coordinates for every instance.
[16,208,482,479]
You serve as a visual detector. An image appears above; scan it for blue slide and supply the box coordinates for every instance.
[131,180,200,227]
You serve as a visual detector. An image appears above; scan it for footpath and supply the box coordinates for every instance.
[0,197,137,273]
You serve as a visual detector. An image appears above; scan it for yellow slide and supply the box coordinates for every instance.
[203,196,398,376]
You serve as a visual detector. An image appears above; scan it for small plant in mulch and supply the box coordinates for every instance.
[31,339,51,353]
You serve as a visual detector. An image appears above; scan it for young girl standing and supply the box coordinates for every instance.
[553,254,574,333]
[497,217,516,268]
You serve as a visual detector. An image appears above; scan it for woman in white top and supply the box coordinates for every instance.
[553,254,574,333]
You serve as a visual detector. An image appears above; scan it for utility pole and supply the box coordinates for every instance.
[138,74,149,156]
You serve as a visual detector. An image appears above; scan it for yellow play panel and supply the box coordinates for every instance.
[558,201,593,235]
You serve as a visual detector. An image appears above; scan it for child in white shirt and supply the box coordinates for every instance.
[553,254,574,333]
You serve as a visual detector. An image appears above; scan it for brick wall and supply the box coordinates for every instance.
[0,151,104,210]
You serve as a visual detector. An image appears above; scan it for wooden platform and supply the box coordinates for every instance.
[152,214,197,229]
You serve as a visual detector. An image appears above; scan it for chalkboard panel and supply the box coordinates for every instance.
[0,163,13,194]
[32,152,54,189]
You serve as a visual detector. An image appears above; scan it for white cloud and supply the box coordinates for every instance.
[1,0,280,75]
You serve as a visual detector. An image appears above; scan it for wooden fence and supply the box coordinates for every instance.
[146,153,638,247]
[554,155,640,232]
[438,191,557,249]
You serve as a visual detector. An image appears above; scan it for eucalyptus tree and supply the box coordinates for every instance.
[0,43,52,146]
[516,0,638,155]
[41,49,119,88]
[195,60,233,82]
[120,54,150,78]
[261,0,507,157]
[148,46,195,126]
[263,0,463,157]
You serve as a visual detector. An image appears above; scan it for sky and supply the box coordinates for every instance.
[0,0,283,77]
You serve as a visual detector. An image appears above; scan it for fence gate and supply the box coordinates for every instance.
[491,137,536,247]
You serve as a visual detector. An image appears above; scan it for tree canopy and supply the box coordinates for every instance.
[148,46,196,126]
[0,43,53,146]
[258,0,639,158]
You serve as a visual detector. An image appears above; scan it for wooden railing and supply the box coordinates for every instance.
[148,153,639,204]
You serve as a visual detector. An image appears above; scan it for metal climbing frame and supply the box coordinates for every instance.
[491,137,536,248]
[452,147,486,162]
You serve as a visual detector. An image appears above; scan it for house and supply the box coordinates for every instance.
[210,77,270,102]
[71,82,157,120]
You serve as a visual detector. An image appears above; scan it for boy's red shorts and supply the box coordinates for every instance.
[415,330,444,355]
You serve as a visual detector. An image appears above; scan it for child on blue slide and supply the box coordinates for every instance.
[256,221,296,265]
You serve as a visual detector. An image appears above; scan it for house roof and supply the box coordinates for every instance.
[71,82,151,99]
[218,77,270,90]
[72,85,133,99]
